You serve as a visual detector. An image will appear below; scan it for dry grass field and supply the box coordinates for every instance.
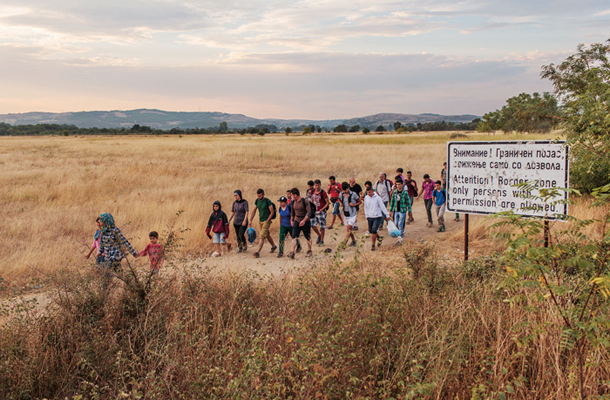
[0,130,595,287]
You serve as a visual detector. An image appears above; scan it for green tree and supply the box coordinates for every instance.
[349,125,360,132]
[285,127,292,134]
[302,127,312,135]
[477,110,502,133]
[333,124,348,133]
[375,125,386,132]
[219,121,228,132]
[541,39,610,192]
[393,121,402,131]
[362,127,371,134]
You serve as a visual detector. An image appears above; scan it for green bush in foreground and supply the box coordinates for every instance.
[1,188,609,399]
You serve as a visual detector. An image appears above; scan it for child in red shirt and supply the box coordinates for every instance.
[140,231,164,273]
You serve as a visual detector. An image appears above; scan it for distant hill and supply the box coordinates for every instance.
[0,109,479,130]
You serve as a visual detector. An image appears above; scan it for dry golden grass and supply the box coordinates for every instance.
[0,131,577,286]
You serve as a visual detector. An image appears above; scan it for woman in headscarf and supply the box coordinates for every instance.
[98,213,139,272]
[228,190,249,253]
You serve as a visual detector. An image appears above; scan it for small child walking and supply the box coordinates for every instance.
[433,180,447,232]
[140,231,164,273]
[85,217,105,265]
[206,201,231,256]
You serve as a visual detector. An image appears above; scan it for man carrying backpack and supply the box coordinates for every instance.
[339,182,362,248]
[327,176,345,230]
[311,179,330,245]
[373,172,393,207]
[249,188,277,258]
[433,180,447,232]
[287,188,313,259]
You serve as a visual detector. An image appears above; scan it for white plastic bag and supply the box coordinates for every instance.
[387,220,400,238]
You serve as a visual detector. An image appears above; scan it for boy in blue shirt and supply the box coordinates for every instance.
[432,180,447,232]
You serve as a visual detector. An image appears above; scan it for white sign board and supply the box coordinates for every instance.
[447,140,569,219]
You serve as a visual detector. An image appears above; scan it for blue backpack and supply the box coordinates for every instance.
[247,227,257,244]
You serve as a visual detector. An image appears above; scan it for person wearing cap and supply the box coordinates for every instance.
[229,190,249,252]
[277,196,293,258]
[418,174,435,227]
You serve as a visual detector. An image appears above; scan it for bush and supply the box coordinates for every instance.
[449,132,467,139]
[2,232,609,398]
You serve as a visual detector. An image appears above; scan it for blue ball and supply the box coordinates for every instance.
[247,227,257,244]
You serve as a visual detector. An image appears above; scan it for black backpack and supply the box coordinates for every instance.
[270,200,277,220]
[305,198,316,220]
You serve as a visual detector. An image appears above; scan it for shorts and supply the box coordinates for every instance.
[259,219,272,240]
[311,210,327,229]
[367,217,384,235]
[345,216,357,227]
[331,201,341,215]
[292,221,311,241]
[213,232,226,244]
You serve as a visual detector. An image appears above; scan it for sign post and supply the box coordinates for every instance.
[447,140,569,259]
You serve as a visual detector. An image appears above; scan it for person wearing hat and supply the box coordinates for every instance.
[277,196,293,258]
[418,173,435,227]
[228,190,249,253]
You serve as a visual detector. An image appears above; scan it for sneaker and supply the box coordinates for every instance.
[363,231,370,237]
[296,243,302,253]
[438,226,445,232]
[227,243,232,251]
[236,248,243,254]
[306,250,313,257]
[316,236,321,244]
[353,226,359,231]
[318,240,324,246]
[277,252,283,258]
[287,252,295,259]
[371,246,376,251]
[350,241,357,247]
[327,226,333,230]
[270,245,277,253]
[253,252,260,258]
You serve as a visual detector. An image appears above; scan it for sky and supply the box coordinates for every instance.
[0,0,608,119]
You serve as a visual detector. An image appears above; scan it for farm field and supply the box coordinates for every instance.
[3,131,610,399]
[0,131,565,287]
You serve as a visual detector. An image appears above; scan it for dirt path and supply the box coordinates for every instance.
[203,201,463,277]
[1,203,465,321]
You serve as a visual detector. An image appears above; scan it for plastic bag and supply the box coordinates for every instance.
[387,220,400,238]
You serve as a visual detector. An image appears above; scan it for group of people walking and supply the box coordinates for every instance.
[86,163,456,270]
[206,163,456,258]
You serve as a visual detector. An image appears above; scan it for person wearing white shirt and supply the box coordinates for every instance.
[364,187,391,251]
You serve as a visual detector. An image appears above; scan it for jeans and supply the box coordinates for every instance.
[394,212,406,238]
[234,224,247,249]
[367,217,384,234]
[424,198,433,224]
[331,201,341,215]
[435,203,446,226]
[279,225,293,253]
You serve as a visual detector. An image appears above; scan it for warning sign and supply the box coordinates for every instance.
[446,140,569,219]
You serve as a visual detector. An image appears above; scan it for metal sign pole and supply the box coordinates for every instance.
[464,214,469,261]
